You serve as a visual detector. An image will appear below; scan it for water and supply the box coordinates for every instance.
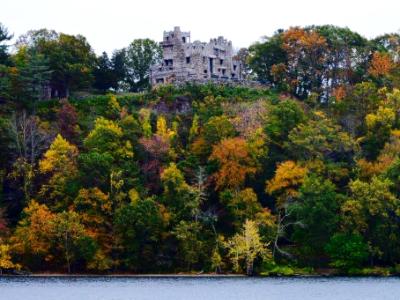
[0,276,399,300]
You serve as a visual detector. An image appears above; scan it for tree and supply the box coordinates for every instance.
[362,106,395,159]
[57,100,79,143]
[115,196,165,271]
[81,117,134,190]
[106,95,122,120]
[0,23,12,65]
[18,30,96,97]
[315,25,369,96]
[265,99,305,145]
[203,115,236,145]
[341,177,400,263]
[209,138,257,190]
[8,112,52,205]
[39,134,79,209]
[368,52,394,78]
[220,188,263,230]
[266,160,308,208]
[0,244,19,274]
[291,175,339,259]
[266,161,308,259]
[173,220,207,270]
[9,111,52,166]
[342,81,379,134]
[0,208,7,237]
[225,220,271,275]
[51,210,88,273]
[84,117,132,159]
[233,48,251,79]
[282,27,328,98]
[248,32,287,84]
[93,52,116,92]
[73,187,113,270]
[12,46,51,102]
[110,48,128,91]
[325,233,369,271]
[11,201,55,269]
[160,163,196,221]
[287,112,355,162]
[125,39,162,91]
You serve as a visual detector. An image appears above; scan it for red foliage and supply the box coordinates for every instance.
[57,99,78,142]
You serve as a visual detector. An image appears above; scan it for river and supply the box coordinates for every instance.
[1,276,399,300]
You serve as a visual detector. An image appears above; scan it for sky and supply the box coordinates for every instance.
[1,0,400,55]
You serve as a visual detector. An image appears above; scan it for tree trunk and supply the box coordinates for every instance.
[246,261,253,276]
[65,231,71,274]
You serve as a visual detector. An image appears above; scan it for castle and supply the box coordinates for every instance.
[150,27,243,85]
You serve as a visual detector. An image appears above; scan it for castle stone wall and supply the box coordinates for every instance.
[150,27,243,85]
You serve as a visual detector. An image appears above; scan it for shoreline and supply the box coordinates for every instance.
[1,273,398,278]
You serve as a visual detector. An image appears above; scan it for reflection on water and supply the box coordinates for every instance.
[0,276,399,300]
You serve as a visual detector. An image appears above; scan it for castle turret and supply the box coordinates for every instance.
[151,27,242,85]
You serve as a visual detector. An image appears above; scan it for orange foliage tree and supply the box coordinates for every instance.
[209,137,257,191]
[368,52,394,77]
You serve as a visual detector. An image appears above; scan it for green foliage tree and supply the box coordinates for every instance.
[51,210,89,273]
[160,163,196,221]
[248,32,287,85]
[115,196,165,271]
[341,177,400,263]
[291,175,339,260]
[125,39,162,91]
[18,30,96,97]
[93,52,116,92]
[325,233,369,271]
[0,23,12,65]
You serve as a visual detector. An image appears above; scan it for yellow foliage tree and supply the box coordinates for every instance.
[39,134,78,174]
[225,220,271,275]
[39,134,79,208]
[0,244,19,274]
[266,160,308,208]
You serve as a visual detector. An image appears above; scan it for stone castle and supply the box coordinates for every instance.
[150,27,243,85]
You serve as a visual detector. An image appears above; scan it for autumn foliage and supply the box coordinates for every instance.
[2,23,400,275]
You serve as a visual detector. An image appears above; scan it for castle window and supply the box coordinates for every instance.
[222,69,226,75]
[220,59,223,65]
[182,37,186,43]
[186,57,191,64]
[204,70,208,73]
[233,65,237,71]
[164,59,173,66]
[203,56,206,63]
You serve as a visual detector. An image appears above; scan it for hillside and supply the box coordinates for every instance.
[1,23,400,276]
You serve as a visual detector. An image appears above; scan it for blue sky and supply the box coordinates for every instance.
[1,0,399,54]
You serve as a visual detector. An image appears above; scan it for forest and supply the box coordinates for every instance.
[1,23,400,276]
